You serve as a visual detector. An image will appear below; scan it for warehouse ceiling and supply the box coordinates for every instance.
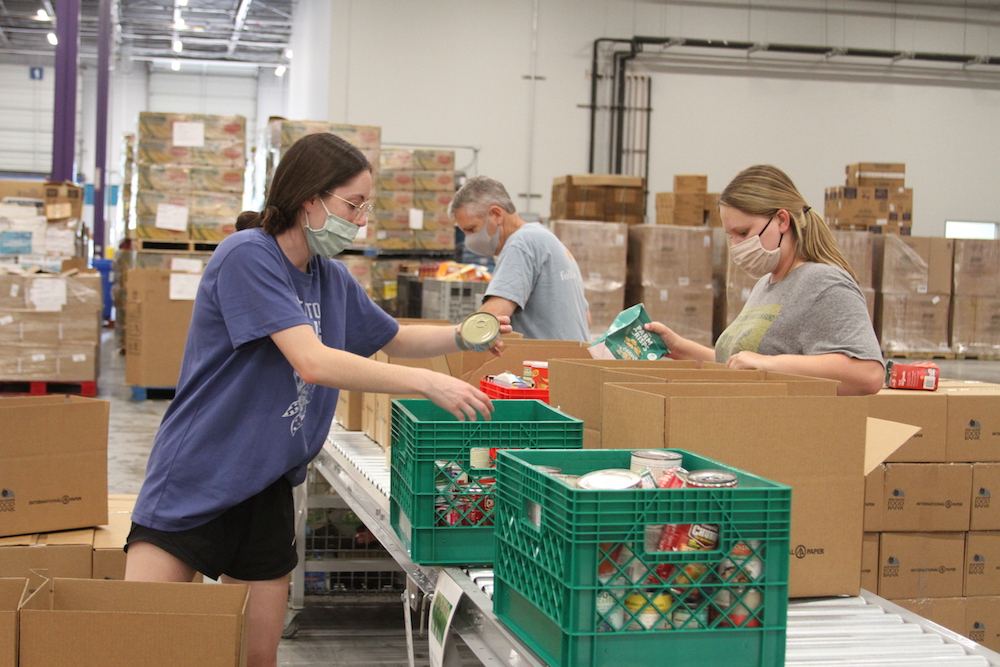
[0,0,294,67]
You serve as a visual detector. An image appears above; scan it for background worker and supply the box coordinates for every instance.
[646,164,884,396]
[450,176,591,342]
[125,133,509,667]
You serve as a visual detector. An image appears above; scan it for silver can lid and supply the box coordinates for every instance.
[578,468,642,490]
[534,465,563,475]
[631,449,684,463]
[686,469,738,488]
[460,312,500,347]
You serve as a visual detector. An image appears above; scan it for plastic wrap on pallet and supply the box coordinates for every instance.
[876,293,951,355]
[950,295,1000,357]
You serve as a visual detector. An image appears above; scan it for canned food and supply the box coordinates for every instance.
[436,494,464,527]
[464,479,495,526]
[534,465,563,475]
[469,447,492,469]
[435,461,468,492]
[596,580,625,632]
[672,605,709,629]
[551,473,581,487]
[717,588,762,628]
[459,312,501,352]
[624,591,672,631]
[630,450,683,481]
[522,360,549,390]
[685,469,739,488]
[578,469,642,490]
[719,539,763,586]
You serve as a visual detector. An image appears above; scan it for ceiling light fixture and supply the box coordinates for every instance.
[36,9,50,20]
[46,32,58,45]
[172,39,183,52]
[284,49,293,59]
[274,65,286,77]
[177,0,188,6]
[171,59,180,71]
[173,17,186,30]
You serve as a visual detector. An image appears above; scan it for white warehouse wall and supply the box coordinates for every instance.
[292,0,1000,236]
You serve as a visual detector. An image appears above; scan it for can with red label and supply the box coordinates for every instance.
[464,477,495,526]
[716,588,762,627]
[719,539,763,586]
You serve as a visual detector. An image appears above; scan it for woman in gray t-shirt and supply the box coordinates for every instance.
[645,164,884,396]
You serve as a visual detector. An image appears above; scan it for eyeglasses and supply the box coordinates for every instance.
[328,192,373,222]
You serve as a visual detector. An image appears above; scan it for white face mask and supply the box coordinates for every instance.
[304,199,360,259]
[730,216,782,279]
[463,214,500,258]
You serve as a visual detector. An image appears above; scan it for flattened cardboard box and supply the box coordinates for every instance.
[0,578,27,667]
[878,532,966,600]
[882,463,973,532]
[0,395,108,538]
[598,377,916,598]
[965,532,1000,597]
[972,464,1000,531]
[18,578,249,667]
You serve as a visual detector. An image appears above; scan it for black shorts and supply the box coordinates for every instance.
[126,476,297,581]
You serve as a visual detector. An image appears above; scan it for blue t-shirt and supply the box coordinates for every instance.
[132,229,399,531]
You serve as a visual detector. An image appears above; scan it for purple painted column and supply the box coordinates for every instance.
[93,0,111,258]
[50,0,80,184]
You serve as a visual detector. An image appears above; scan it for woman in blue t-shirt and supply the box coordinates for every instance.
[124,132,507,667]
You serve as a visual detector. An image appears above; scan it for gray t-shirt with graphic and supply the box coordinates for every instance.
[485,222,590,342]
[714,262,883,365]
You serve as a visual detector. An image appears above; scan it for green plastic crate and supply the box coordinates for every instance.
[493,449,791,667]
[389,399,583,565]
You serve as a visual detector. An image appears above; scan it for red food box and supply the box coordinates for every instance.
[885,360,940,391]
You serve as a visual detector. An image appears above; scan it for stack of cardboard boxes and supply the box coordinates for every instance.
[0,180,84,265]
[372,148,456,252]
[866,383,1000,652]
[874,235,954,356]
[825,162,913,235]
[131,112,247,241]
[951,240,1000,358]
[653,174,721,227]
[550,174,645,225]
[551,220,628,337]
[832,229,877,321]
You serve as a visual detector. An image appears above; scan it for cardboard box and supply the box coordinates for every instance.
[966,532,1000,597]
[631,285,715,348]
[846,162,906,188]
[42,182,84,221]
[891,597,967,636]
[92,509,134,581]
[655,192,706,226]
[0,578,26,667]
[972,463,1000,531]
[0,395,109,538]
[966,596,1000,652]
[18,578,249,667]
[942,388,1000,462]
[868,390,947,462]
[875,293,951,355]
[334,390,363,432]
[673,174,708,193]
[0,531,94,594]
[0,180,46,203]
[882,463,973,532]
[831,230,875,289]
[878,532,966,599]
[873,235,953,295]
[826,185,912,227]
[865,465,884,532]
[124,268,197,388]
[953,239,1000,297]
[862,532,879,593]
[951,296,1000,357]
[626,224,714,290]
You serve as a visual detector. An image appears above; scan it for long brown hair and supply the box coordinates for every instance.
[236,133,371,235]
[718,164,859,283]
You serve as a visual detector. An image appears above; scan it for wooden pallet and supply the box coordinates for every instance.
[130,386,176,401]
[884,351,957,360]
[0,380,98,397]
[955,352,1000,361]
[129,238,222,253]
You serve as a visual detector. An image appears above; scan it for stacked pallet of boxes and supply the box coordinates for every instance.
[0,180,85,271]
[626,225,715,347]
[552,220,628,337]
[824,162,912,235]
[866,382,1000,653]
[373,148,456,252]
[131,112,246,242]
[550,174,645,225]
[832,229,877,322]
[950,239,1000,358]
[654,174,721,227]
[874,235,953,357]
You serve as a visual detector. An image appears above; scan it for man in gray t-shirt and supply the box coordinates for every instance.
[450,177,590,342]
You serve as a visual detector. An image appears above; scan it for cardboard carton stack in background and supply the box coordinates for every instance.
[552,220,628,337]
[550,174,645,225]
[866,383,1000,653]
[131,112,247,241]
[831,229,877,322]
[372,148,456,252]
[654,174,720,227]
[950,239,1000,358]
[1,180,85,267]
[873,235,953,356]
[825,162,913,235]
[625,225,714,347]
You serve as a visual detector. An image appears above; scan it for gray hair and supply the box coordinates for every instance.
[448,176,516,220]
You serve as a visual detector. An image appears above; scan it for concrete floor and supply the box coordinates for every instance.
[96,330,1000,666]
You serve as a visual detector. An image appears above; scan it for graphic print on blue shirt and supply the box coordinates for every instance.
[283,298,322,435]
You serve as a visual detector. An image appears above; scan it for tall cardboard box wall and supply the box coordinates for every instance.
[124,268,196,388]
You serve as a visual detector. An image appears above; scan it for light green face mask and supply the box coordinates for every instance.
[304,199,360,258]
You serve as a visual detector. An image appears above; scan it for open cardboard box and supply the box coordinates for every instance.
[18,579,249,666]
[0,579,27,667]
[552,366,918,598]
[0,530,95,596]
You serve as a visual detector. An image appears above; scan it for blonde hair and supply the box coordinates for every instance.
[718,164,859,283]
